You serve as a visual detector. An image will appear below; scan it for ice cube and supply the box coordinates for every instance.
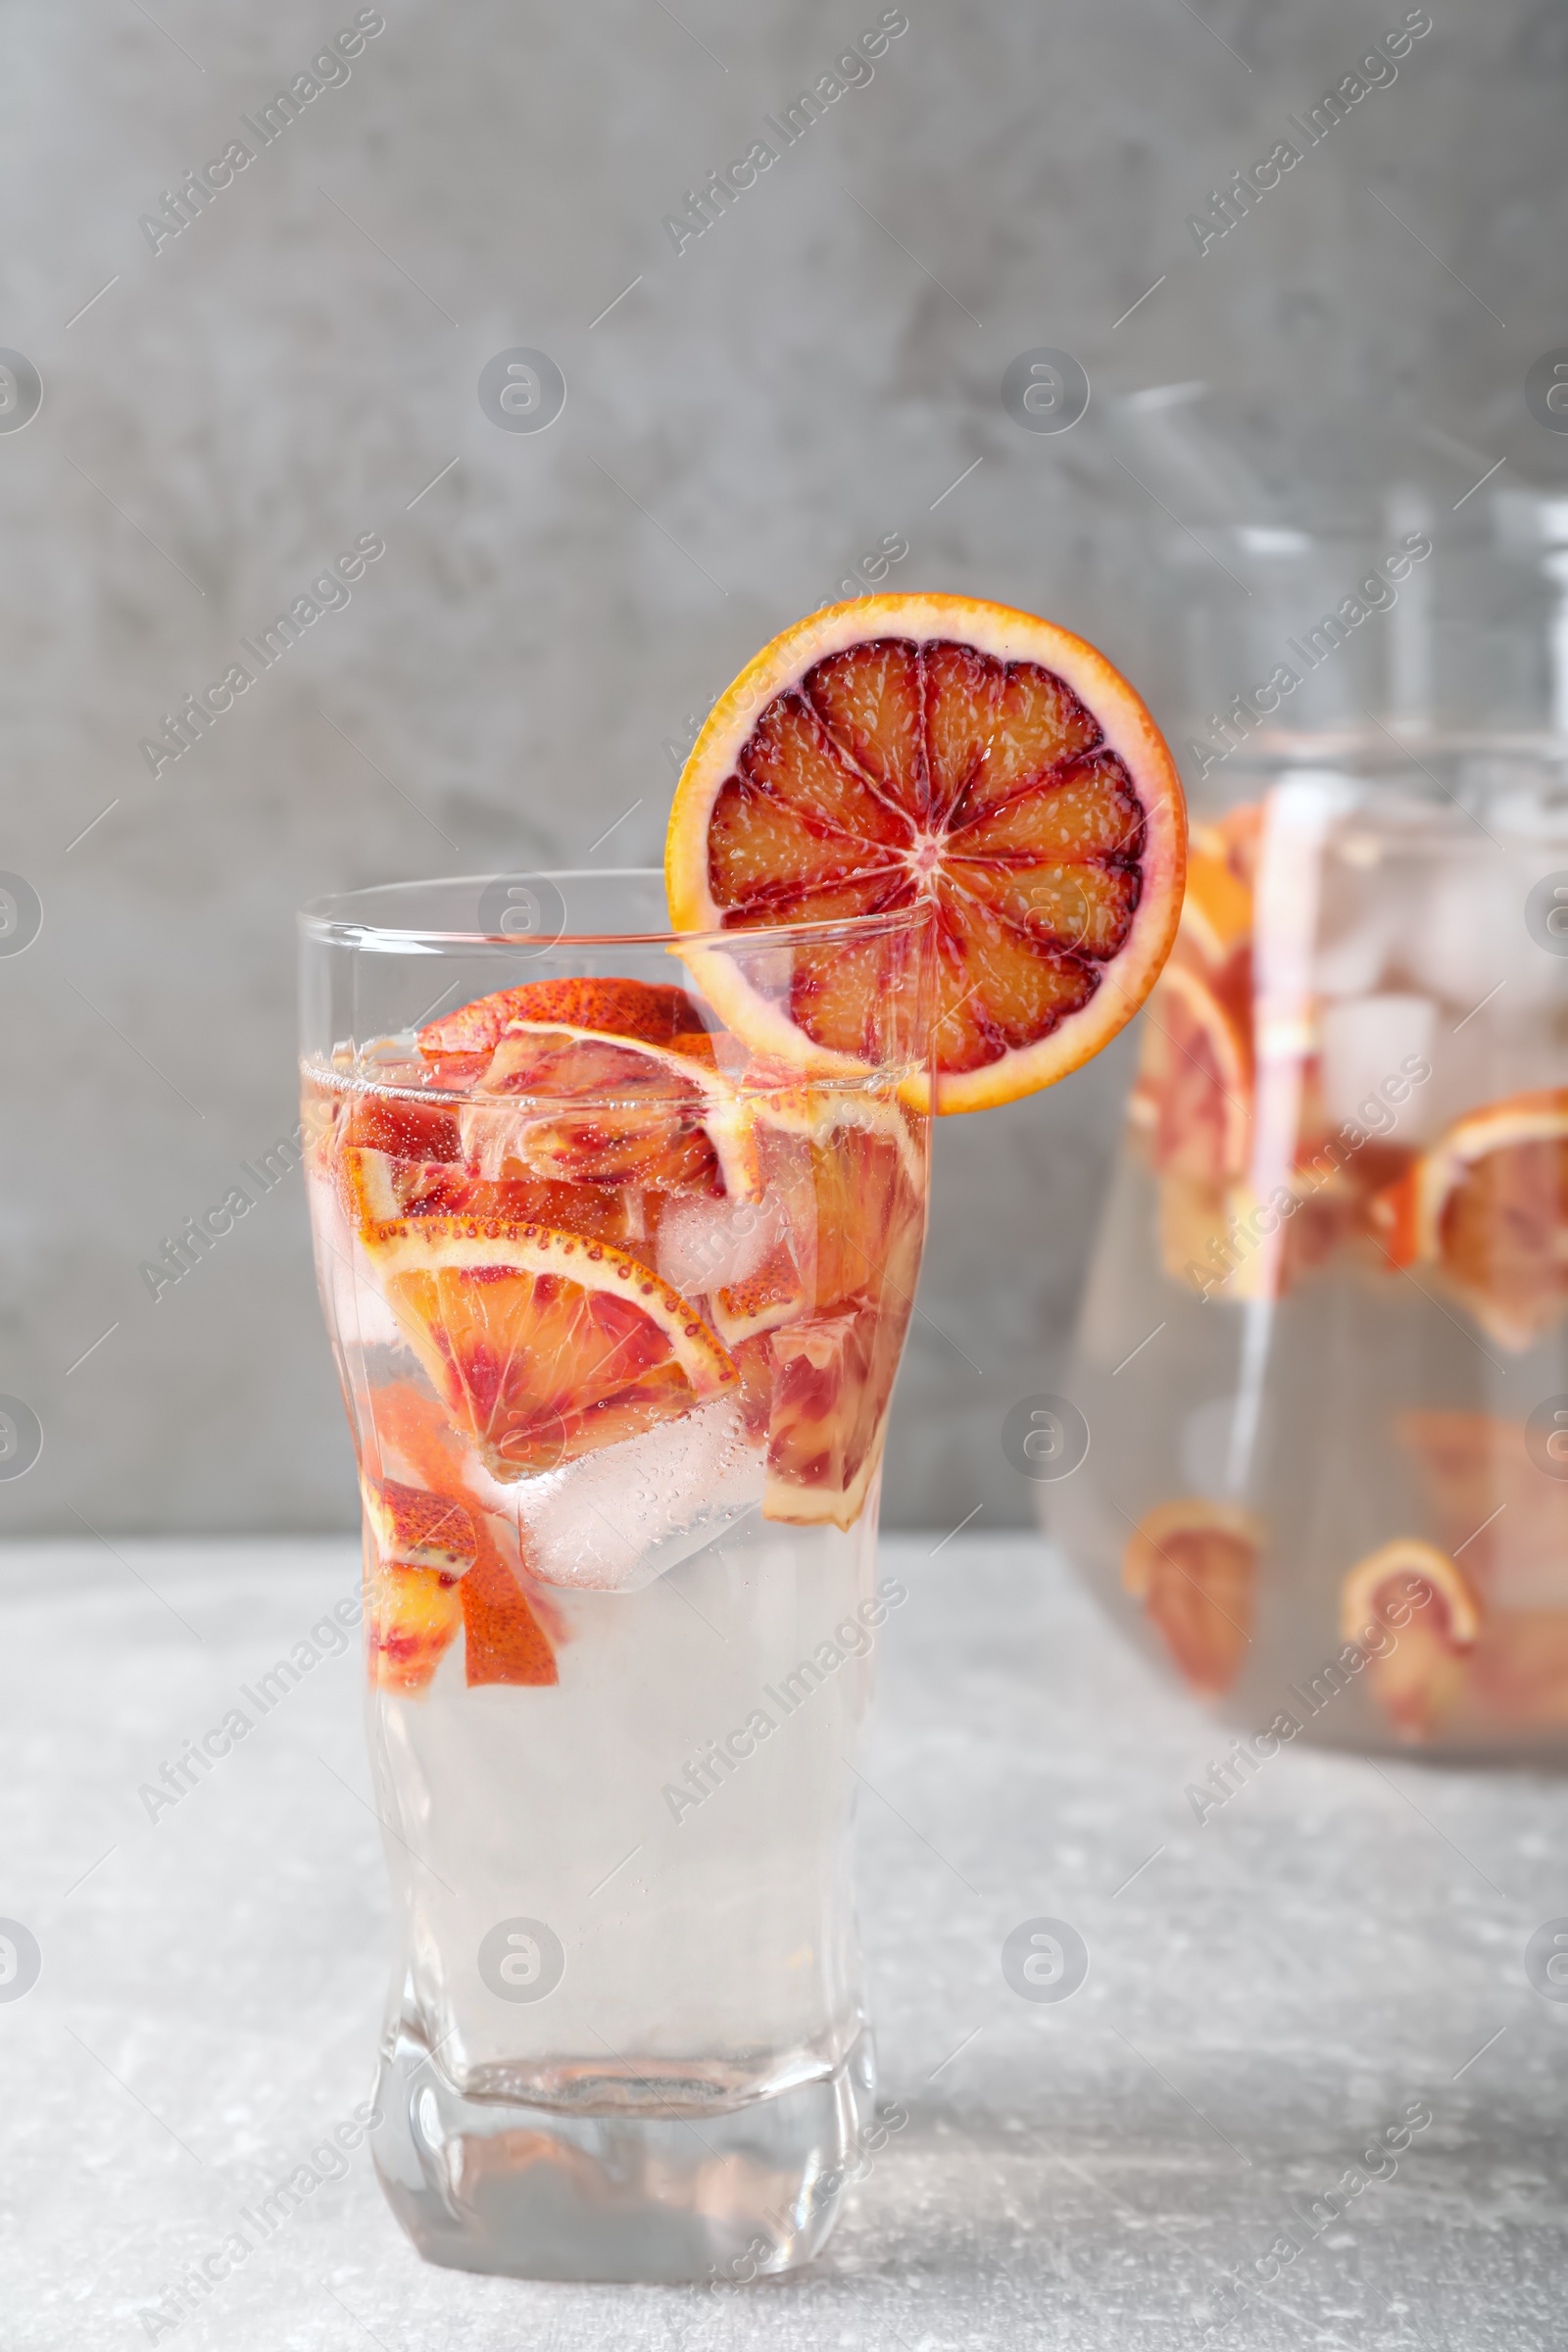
[1312,892,1399,999]
[1318,993,1438,1138]
[513,1395,765,1592]
[1396,849,1559,1017]
[307,1167,402,1349]
[657,1192,782,1298]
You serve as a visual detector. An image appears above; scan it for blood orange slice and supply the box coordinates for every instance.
[709,1239,806,1345]
[665,596,1185,1113]
[364,1380,562,1685]
[1207,801,1265,890]
[1339,1538,1481,1742]
[417,976,704,1058]
[361,1522,464,1694]
[1465,1611,1568,1731]
[340,1087,465,1164]
[1341,1537,1482,1645]
[362,1217,736,1479]
[1373,1089,1568,1348]
[1121,1498,1259,1696]
[1177,839,1252,968]
[644,1084,925,1526]
[1130,960,1251,1188]
[747,1089,927,1527]
[363,1476,478,1577]
[1398,1409,1568,1606]
[461,1545,560,1687]
[339,1143,657,1253]
[458,1026,759,1202]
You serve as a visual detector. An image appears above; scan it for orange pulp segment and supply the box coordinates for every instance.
[340,1142,659,1253]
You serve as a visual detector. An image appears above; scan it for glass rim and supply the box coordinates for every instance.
[297,866,931,955]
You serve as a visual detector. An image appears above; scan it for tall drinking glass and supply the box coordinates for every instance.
[298,870,932,2282]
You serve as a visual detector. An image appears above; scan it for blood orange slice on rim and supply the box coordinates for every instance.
[665,596,1185,1112]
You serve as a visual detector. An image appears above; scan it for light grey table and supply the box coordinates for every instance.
[4,1533,1566,2350]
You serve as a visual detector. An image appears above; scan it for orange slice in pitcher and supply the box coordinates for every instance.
[363,1217,736,1479]
[1129,960,1252,1187]
[1213,800,1264,890]
[665,596,1185,1112]
[1178,841,1252,969]
[1465,1610,1568,1731]
[458,1026,759,1201]
[1373,1089,1568,1349]
[1121,1498,1259,1696]
[417,975,705,1058]
[1397,1409,1568,1605]
[1339,1538,1481,1742]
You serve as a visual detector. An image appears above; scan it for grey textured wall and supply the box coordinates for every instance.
[1,0,1562,1535]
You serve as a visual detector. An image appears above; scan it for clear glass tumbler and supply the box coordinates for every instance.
[298,870,931,2281]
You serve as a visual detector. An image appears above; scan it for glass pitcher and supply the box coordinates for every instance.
[1056,409,1568,1758]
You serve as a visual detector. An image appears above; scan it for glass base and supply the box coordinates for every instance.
[373,2014,876,2283]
